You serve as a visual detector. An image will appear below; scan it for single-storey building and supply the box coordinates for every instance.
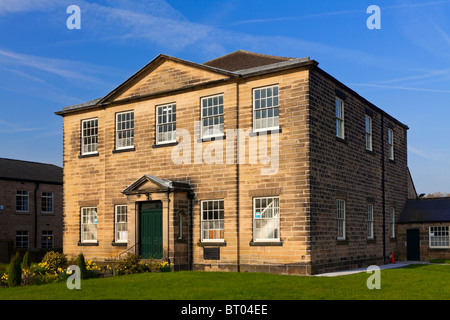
[397,197,450,261]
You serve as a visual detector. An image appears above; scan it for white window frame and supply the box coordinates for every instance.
[336,98,345,139]
[81,118,98,155]
[337,199,346,240]
[201,94,224,139]
[201,200,224,242]
[16,190,29,212]
[81,207,97,243]
[429,226,450,248]
[253,196,280,242]
[41,230,54,249]
[367,204,374,240]
[114,205,128,243]
[41,192,53,213]
[388,128,394,160]
[365,115,372,151]
[156,103,176,144]
[389,207,395,238]
[115,111,134,150]
[253,85,279,132]
[16,230,29,248]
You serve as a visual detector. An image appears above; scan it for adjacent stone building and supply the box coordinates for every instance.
[55,50,409,275]
[0,158,63,261]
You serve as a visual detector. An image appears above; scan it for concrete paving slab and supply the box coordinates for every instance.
[314,262,418,277]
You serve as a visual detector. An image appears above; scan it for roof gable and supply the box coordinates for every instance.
[101,55,236,104]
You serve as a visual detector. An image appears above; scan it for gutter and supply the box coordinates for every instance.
[34,182,40,249]
[236,81,241,273]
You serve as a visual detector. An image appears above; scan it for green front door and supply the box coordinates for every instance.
[140,207,163,259]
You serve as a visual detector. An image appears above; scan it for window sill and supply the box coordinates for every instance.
[78,153,99,159]
[367,238,376,244]
[389,159,396,164]
[152,142,178,148]
[112,147,135,154]
[15,211,30,215]
[366,149,375,156]
[390,237,397,242]
[249,240,283,246]
[197,135,225,143]
[197,241,227,247]
[111,242,127,246]
[78,241,99,246]
[336,239,348,245]
[335,136,348,144]
[249,128,282,137]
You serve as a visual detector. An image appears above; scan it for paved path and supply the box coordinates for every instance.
[314,261,428,277]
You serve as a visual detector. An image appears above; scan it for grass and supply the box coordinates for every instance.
[0,264,449,300]
[429,259,450,264]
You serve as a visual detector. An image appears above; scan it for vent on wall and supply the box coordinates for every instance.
[203,247,220,260]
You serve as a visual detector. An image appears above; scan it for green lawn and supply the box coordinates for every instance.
[0,264,449,300]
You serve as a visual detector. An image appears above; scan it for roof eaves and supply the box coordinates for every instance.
[235,57,315,77]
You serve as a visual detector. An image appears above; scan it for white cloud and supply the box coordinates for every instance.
[0,0,61,14]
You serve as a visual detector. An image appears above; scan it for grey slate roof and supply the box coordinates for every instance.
[398,198,450,223]
[0,158,63,184]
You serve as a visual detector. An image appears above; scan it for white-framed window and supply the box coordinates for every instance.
[16,190,29,212]
[337,199,346,240]
[156,103,176,144]
[389,207,395,238]
[16,231,28,248]
[253,196,280,242]
[336,97,345,139]
[253,85,279,132]
[365,115,372,151]
[41,192,53,213]
[429,226,450,248]
[81,207,97,243]
[81,118,98,155]
[367,204,374,240]
[115,111,134,150]
[201,200,224,242]
[201,94,224,138]
[114,205,128,243]
[388,128,394,160]
[41,230,53,248]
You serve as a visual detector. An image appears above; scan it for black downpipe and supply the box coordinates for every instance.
[381,114,386,263]
[236,82,240,273]
[188,193,194,271]
[34,182,39,248]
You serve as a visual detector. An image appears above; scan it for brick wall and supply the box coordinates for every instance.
[397,223,450,261]
[0,179,63,252]
[308,68,408,273]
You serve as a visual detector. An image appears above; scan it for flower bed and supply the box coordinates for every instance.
[0,252,171,288]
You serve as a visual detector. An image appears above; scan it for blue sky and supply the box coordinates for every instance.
[0,0,449,194]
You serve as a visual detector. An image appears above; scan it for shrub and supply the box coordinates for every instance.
[41,251,68,273]
[7,252,22,287]
[116,253,145,275]
[21,251,31,269]
[76,253,88,279]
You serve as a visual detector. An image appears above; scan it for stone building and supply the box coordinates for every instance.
[55,50,409,275]
[0,158,63,261]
